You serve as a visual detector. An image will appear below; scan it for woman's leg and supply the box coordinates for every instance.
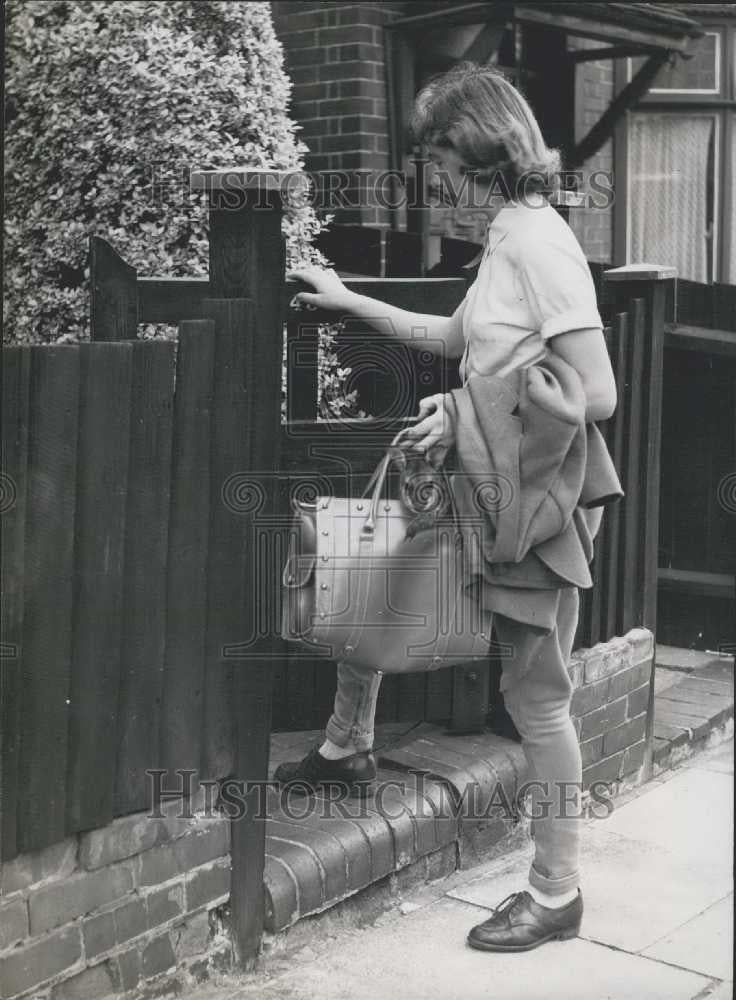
[324,662,383,753]
[493,587,582,898]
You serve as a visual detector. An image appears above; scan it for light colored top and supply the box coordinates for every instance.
[459,194,603,384]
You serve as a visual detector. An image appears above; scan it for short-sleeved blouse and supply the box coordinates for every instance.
[458,195,603,385]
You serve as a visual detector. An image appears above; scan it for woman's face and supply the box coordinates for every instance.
[426,141,503,214]
[426,143,471,207]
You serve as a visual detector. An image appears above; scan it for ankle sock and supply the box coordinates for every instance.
[527,883,579,909]
[318,739,358,760]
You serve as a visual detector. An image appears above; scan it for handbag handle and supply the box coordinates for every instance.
[361,429,460,537]
[360,428,410,504]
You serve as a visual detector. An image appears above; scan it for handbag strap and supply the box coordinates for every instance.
[360,429,464,539]
[360,428,410,503]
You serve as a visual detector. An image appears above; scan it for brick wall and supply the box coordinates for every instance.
[0,790,231,1000]
[569,628,654,790]
[567,37,615,263]
[272,1,405,226]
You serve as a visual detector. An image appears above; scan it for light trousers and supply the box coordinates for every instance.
[324,586,582,896]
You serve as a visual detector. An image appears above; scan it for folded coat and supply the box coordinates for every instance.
[444,352,624,632]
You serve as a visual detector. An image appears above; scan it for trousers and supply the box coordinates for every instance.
[325,585,582,896]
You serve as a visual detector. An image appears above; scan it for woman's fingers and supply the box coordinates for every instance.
[417,395,439,416]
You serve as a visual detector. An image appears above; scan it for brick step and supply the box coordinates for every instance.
[262,725,528,934]
[653,652,734,765]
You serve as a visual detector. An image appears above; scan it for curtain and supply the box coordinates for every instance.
[628,114,714,283]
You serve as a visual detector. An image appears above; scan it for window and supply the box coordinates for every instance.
[621,22,735,283]
[627,113,718,283]
[629,31,721,94]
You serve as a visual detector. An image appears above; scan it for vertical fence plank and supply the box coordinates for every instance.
[425,667,453,725]
[285,311,319,422]
[66,343,133,833]
[18,347,80,853]
[604,314,628,638]
[397,673,429,723]
[89,236,139,341]
[1,347,31,861]
[619,298,646,633]
[159,322,215,791]
[114,340,176,815]
[200,297,255,783]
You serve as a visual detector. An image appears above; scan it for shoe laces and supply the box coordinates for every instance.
[493,892,525,917]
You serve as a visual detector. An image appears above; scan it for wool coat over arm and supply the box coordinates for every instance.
[444,352,624,633]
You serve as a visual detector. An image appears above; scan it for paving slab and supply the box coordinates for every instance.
[642,894,733,980]
[599,766,733,866]
[447,825,731,953]
[655,646,733,673]
[696,739,735,775]
[211,896,712,1000]
[447,750,733,955]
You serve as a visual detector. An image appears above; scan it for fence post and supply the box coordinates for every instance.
[602,262,676,778]
[189,167,294,967]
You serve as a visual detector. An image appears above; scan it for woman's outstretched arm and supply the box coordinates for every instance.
[287,265,467,359]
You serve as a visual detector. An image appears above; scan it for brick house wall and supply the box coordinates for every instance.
[568,37,615,263]
[271,1,404,227]
[272,1,617,261]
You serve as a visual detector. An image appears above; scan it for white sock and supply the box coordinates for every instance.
[318,739,358,760]
[527,883,579,909]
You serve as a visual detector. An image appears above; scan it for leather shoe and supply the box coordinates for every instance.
[466,890,582,952]
[273,745,376,797]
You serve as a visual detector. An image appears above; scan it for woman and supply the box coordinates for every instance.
[277,63,617,952]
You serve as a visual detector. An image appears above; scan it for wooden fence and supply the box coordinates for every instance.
[0,173,687,962]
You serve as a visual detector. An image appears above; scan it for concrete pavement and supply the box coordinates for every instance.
[184,735,733,1000]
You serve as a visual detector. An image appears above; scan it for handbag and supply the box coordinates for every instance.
[281,430,493,673]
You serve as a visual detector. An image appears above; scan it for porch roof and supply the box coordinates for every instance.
[388,3,704,54]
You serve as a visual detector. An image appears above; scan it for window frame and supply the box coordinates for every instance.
[627,29,724,98]
[614,19,736,283]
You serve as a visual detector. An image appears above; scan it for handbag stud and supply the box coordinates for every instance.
[343,644,354,654]
[356,503,364,511]
[384,504,391,511]
[321,530,329,536]
[433,656,442,664]
[320,583,329,590]
[321,555,329,562]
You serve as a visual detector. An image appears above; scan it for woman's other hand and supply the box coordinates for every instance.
[287,265,355,313]
[405,393,454,464]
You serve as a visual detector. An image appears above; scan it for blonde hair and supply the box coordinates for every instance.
[409,62,561,197]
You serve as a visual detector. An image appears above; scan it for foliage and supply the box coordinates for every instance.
[4,0,361,417]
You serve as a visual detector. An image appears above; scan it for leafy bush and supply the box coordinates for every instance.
[4,0,361,417]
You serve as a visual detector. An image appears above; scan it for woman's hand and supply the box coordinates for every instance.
[286,265,355,313]
[404,393,454,465]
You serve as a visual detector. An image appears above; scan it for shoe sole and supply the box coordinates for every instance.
[466,923,581,952]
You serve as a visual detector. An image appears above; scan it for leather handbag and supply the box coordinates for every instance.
[281,431,492,673]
